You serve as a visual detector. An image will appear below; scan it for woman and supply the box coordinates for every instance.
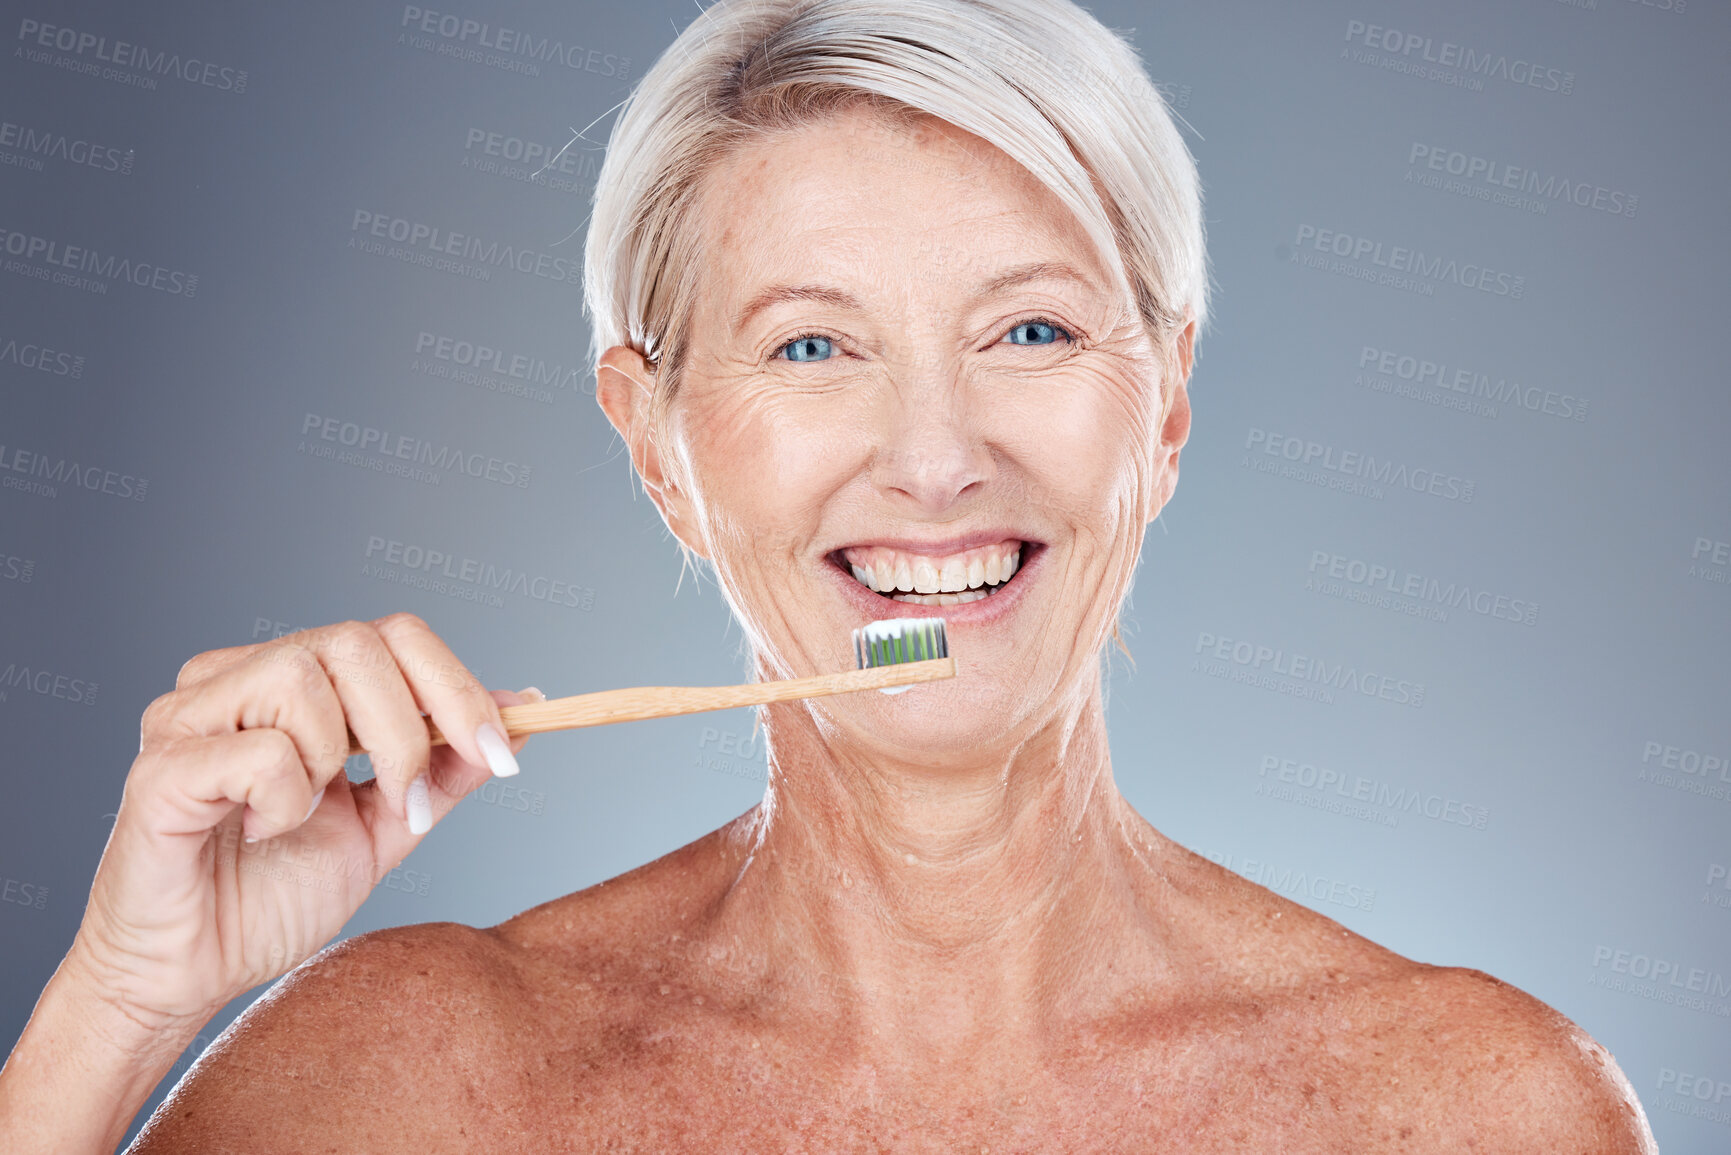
[0,0,1656,1150]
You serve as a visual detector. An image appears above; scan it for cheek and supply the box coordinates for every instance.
[989,363,1158,515]
[679,379,866,552]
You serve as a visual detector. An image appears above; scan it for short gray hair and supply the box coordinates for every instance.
[582,0,1210,426]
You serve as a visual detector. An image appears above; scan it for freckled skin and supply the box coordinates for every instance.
[129,106,1655,1153]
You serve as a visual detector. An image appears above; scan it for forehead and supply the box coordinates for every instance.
[693,104,1105,301]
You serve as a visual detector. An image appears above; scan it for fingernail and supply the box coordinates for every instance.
[302,785,326,824]
[520,686,546,702]
[406,774,432,835]
[475,722,520,778]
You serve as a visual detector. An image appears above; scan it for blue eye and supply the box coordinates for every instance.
[780,334,834,362]
[1006,320,1069,346]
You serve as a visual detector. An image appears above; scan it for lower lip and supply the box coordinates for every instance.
[825,545,1043,626]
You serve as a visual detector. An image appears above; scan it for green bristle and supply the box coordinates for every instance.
[854,617,949,672]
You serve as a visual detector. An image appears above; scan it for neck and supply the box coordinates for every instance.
[705,667,1177,1056]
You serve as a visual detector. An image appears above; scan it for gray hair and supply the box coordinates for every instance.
[582,0,1210,430]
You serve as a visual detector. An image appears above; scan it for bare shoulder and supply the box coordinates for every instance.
[1151,843,1656,1152]
[126,921,540,1154]
[126,814,752,1154]
[489,816,747,955]
[1370,963,1658,1154]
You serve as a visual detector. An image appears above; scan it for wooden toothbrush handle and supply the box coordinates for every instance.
[344,657,956,756]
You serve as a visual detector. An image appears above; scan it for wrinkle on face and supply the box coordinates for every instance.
[661,106,1174,719]
[589,104,1197,1016]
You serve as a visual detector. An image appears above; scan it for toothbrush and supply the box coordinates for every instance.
[345,617,953,755]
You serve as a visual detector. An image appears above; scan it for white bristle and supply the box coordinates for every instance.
[852,617,949,695]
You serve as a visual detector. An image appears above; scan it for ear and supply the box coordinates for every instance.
[595,346,711,560]
[1149,318,1195,523]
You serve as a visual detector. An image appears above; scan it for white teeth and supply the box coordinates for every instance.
[888,587,991,605]
[844,542,1028,600]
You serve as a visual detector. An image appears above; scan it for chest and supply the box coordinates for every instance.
[447,1020,1427,1154]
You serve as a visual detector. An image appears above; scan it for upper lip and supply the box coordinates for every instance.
[827,530,1042,557]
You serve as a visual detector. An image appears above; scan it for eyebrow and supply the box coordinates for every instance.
[729,260,1101,338]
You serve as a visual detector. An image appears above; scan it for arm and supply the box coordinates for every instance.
[0,946,213,1155]
[0,615,533,1154]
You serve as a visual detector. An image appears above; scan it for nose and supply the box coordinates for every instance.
[870,363,993,513]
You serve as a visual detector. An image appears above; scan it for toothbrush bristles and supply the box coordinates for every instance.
[852,617,949,670]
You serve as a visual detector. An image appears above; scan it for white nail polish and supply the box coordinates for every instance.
[475,722,520,778]
[302,785,326,824]
[406,775,432,835]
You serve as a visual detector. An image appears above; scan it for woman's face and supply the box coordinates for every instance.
[601,104,1191,762]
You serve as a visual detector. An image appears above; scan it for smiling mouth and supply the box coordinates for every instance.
[828,540,1033,606]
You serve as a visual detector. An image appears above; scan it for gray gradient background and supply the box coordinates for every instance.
[2,0,1727,1148]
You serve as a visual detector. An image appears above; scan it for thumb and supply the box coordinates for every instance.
[491,686,544,755]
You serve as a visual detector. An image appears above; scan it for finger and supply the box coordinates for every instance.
[426,686,541,797]
[306,620,431,831]
[370,613,518,780]
[128,729,322,845]
[350,685,544,867]
[174,643,257,691]
[494,685,538,759]
[174,621,323,691]
[148,638,352,793]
